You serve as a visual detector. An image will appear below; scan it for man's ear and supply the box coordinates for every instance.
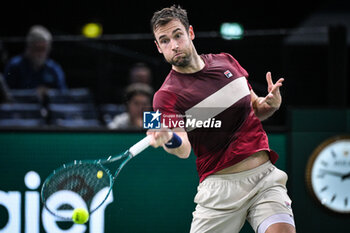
[189,25,195,40]
[154,40,163,54]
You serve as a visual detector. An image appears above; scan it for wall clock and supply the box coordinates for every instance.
[306,135,350,214]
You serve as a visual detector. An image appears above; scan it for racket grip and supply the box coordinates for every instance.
[129,135,152,157]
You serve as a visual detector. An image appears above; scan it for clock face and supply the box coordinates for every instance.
[309,138,350,213]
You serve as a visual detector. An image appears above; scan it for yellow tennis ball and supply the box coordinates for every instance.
[97,170,103,179]
[72,208,89,224]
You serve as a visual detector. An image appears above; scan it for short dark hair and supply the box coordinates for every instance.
[150,5,189,35]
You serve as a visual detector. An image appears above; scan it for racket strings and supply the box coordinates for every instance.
[42,163,111,209]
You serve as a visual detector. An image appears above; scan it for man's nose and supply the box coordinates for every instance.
[171,40,179,50]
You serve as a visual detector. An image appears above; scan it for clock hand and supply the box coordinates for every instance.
[319,169,345,177]
[341,172,350,181]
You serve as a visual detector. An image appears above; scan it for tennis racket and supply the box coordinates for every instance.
[41,135,152,221]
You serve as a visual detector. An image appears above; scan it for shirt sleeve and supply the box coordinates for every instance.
[153,90,185,129]
[52,62,67,91]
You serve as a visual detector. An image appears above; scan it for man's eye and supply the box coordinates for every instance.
[161,39,169,44]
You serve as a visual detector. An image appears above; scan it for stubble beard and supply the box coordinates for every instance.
[168,52,191,67]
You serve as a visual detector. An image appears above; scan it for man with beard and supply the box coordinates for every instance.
[146,5,296,233]
[4,25,66,91]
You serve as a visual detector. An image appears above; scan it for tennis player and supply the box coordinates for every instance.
[147,5,296,233]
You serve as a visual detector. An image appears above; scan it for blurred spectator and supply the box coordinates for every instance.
[0,41,8,72]
[4,25,67,91]
[0,74,13,103]
[0,42,12,103]
[129,62,153,85]
[108,83,153,130]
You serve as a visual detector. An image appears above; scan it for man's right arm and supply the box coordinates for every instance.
[150,90,191,158]
[147,127,191,159]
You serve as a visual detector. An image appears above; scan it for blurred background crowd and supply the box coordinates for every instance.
[0,0,349,130]
[0,25,156,129]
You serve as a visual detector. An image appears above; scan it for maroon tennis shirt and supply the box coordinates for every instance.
[153,53,278,182]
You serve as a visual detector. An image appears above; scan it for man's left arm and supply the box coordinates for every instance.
[251,71,284,121]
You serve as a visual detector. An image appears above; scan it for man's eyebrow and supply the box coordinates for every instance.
[158,28,182,41]
[172,28,182,34]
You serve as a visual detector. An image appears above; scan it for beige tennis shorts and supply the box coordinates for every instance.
[190,161,294,233]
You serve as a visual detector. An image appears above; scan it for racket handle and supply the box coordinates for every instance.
[129,135,152,157]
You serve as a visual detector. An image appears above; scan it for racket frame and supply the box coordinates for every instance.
[41,135,151,221]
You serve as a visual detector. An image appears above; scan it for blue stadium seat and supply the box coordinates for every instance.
[9,89,39,103]
[47,88,93,104]
[54,119,101,128]
[0,103,42,119]
[0,118,45,127]
[49,103,98,121]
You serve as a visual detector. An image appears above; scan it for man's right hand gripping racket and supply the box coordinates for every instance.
[41,135,152,221]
